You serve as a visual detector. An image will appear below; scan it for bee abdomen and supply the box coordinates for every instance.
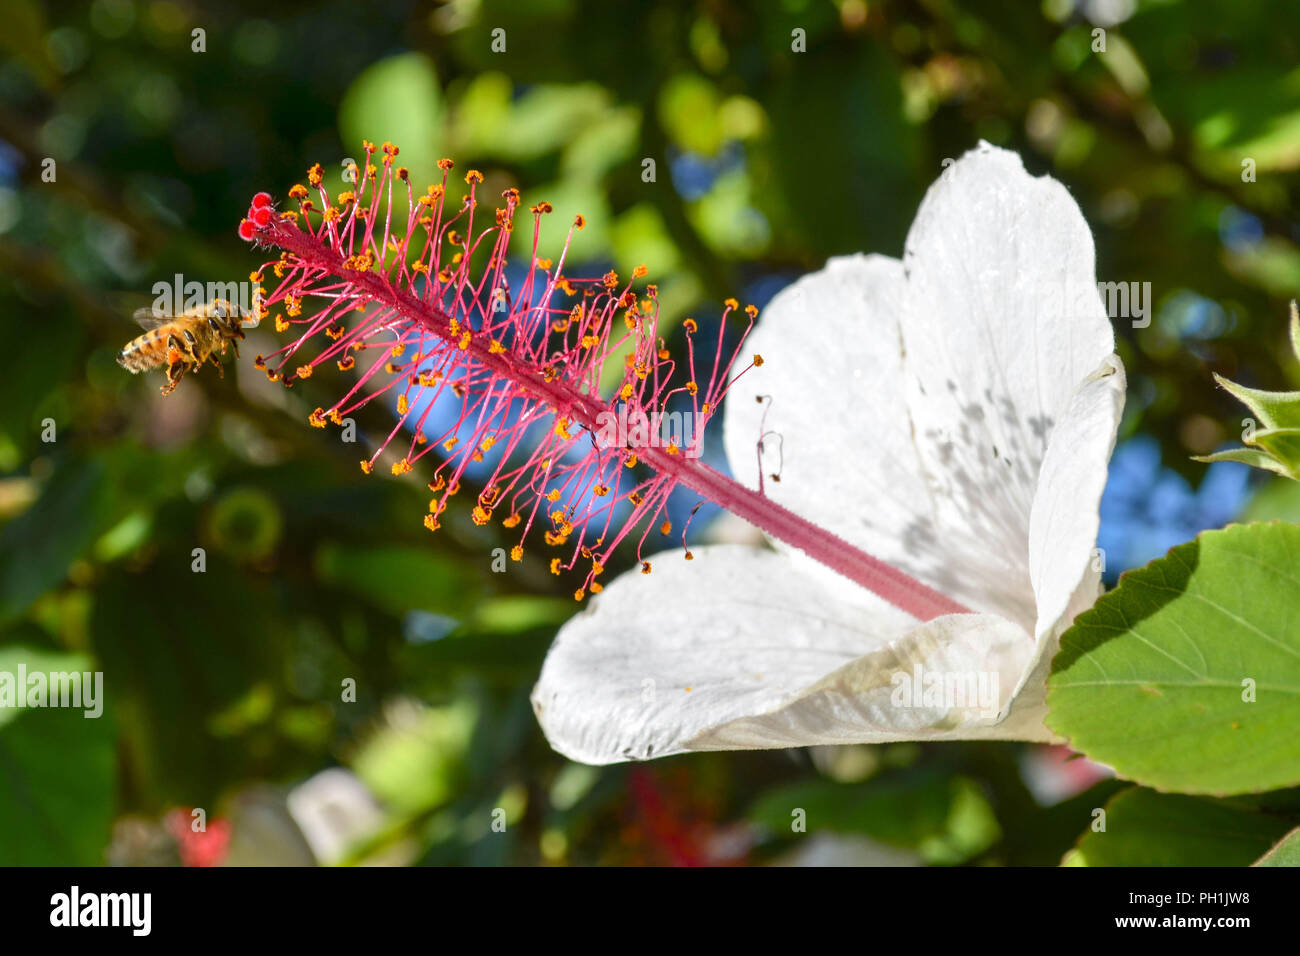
[117,332,168,372]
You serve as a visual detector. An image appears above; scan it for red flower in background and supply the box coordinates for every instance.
[165,808,232,867]
[624,768,749,866]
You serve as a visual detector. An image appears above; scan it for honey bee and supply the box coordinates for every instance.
[117,299,249,395]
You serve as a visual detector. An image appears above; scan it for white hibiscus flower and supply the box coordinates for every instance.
[531,142,1126,765]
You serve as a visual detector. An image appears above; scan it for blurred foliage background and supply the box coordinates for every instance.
[1,0,1298,866]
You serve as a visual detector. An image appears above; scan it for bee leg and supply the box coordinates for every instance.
[208,353,225,378]
[165,334,186,368]
[161,360,185,396]
[181,332,201,366]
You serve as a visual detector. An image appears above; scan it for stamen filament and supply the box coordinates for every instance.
[242,144,969,622]
[254,212,967,622]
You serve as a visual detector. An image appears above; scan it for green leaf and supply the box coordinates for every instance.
[1064,788,1294,867]
[1254,825,1300,866]
[1000,778,1130,866]
[338,53,445,188]
[1194,446,1291,477]
[314,543,481,619]
[748,770,1000,865]
[90,563,286,803]
[1195,302,1300,480]
[657,74,726,156]
[351,700,475,816]
[1252,428,1300,469]
[1200,374,1300,480]
[760,42,920,260]
[1248,827,1300,863]
[0,647,115,865]
[1243,477,1300,522]
[1214,375,1300,430]
[0,460,108,625]
[1047,522,1300,795]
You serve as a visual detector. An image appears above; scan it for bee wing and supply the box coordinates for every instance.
[132,306,172,330]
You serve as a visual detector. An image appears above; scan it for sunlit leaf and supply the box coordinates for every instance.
[1064,788,1292,866]
[1048,522,1300,795]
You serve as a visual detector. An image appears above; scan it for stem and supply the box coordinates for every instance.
[264,220,971,621]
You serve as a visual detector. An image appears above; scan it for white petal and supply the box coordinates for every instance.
[722,254,941,601]
[1029,353,1126,642]
[896,142,1116,629]
[530,546,1044,766]
[996,353,1128,719]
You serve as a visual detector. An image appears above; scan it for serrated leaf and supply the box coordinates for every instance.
[1064,788,1293,867]
[1202,304,1300,480]
[1214,375,1300,431]
[1194,446,1291,476]
[1047,522,1300,795]
[1251,428,1300,468]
